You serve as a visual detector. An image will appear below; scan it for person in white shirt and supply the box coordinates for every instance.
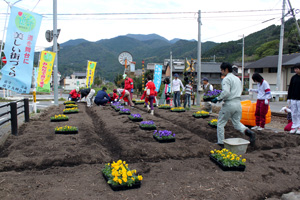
[202,77,214,113]
[249,73,271,131]
[172,73,184,107]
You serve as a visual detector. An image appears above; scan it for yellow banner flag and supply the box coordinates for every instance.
[86,61,97,88]
[36,51,56,88]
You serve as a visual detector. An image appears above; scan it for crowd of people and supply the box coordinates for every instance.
[68,62,300,146]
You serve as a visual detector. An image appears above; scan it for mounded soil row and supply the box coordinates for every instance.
[0,103,300,200]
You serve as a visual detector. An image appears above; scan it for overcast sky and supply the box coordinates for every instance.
[0,0,300,51]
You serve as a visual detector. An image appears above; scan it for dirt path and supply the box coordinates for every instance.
[0,103,300,200]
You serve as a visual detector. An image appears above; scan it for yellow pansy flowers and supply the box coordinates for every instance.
[210,148,246,167]
[102,159,143,187]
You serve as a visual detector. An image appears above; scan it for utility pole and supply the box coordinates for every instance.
[276,0,286,102]
[170,51,173,90]
[287,0,300,38]
[53,0,58,105]
[241,34,245,90]
[196,10,202,106]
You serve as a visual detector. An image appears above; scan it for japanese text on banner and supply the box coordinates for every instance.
[154,64,163,92]
[0,6,42,94]
[86,61,97,88]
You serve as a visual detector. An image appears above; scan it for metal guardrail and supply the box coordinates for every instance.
[0,98,29,136]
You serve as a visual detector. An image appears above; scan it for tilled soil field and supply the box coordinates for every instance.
[0,103,300,200]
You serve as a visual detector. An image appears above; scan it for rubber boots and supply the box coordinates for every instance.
[147,105,151,113]
[150,110,154,115]
[245,129,256,146]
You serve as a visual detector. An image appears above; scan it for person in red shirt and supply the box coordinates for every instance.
[124,74,134,101]
[108,89,119,102]
[68,87,81,102]
[140,89,157,111]
[145,75,156,115]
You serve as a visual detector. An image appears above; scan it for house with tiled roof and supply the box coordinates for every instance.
[246,53,300,91]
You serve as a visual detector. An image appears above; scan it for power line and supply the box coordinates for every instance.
[31,0,42,12]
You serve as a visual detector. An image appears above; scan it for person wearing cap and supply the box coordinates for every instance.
[124,74,134,101]
[79,88,95,107]
[184,81,193,109]
[68,87,81,102]
[108,89,119,102]
[172,73,184,107]
[202,77,214,113]
[211,62,256,147]
[94,87,110,106]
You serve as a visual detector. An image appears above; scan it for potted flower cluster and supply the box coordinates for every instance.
[139,120,156,130]
[119,108,131,115]
[63,100,75,105]
[128,114,143,122]
[193,110,210,118]
[158,104,171,109]
[153,130,175,143]
[208,119,218,128]
[135,100,145,105]
[170,107,185,112]
[102,160,143,191]
[115,105,124,112]
[55,125,78,134]
[210,148,246,171]
[50,114,69,122]
[111,102,121,108]
[203,89,222,102]
[65,104,78,108]
[63,107,79,114]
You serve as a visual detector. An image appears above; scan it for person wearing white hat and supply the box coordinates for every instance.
[68,87,81,101]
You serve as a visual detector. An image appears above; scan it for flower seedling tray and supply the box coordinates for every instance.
[63,101,76,105]
[139,125,157,130]
[55,130,78,134]
[171,110,185,112]
[128,117,143,122]
[203,97,215,102]
[153,136,175,143]
[208,124,217,128]
[63,111,79,114]
[50,118,69,122]
[119,112,131,115]
[209,154,245,171]
[193,115,210,119]
[102,173,141,191]
[65,105,78,108]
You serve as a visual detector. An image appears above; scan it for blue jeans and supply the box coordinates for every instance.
[173,91,181,107]
[184,94,191,108]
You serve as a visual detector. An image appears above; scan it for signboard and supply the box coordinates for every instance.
[0,6,42,94]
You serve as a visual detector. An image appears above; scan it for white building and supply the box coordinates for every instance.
[62,72,86,90]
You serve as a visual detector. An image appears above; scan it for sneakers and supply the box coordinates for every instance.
[290,128,297,134]
[257,127,264,131]
[245,129,256,146]
[296,128,300,135]
[150,110,154,115]
[251,126,259,130]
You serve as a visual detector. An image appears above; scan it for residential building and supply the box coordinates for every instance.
[147,59,222,87]
[62,72,86,90]
[246,53,300,91]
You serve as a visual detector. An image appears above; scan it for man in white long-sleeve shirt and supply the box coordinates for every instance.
[172,73,185,107]
[211,62,256,147]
